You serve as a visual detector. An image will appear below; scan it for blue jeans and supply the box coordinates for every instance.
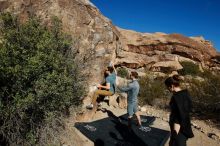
[127,101,138,117]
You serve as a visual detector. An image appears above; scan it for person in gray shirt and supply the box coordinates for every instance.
[118,71,142,127]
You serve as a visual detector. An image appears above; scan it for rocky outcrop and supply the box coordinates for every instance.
[0,0,10,11]
[0,0,122,91]
[1,0,219,92]
[151,61,183,72]
[116,27,219,72]
[211,53,220,71]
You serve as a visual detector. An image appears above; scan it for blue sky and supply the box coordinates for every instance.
[91,0,220,52]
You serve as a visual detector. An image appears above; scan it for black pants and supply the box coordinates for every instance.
[169,132,188,146]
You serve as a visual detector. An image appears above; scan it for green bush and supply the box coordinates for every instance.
[188,72,220,112]
[0,13,85,145]
[139,75,170,107]
[179,61,201,76]
[117,67,129,78]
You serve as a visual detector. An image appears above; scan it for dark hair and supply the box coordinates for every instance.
[131,71,138,79]
[164,75,181,87]
[107,66,114,73]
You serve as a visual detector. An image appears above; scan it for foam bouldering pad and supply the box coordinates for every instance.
[75,109,170,146]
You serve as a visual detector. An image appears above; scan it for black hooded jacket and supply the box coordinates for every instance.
[169,89,194,138]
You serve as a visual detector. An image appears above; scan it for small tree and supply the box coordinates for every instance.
[0,13,85,145]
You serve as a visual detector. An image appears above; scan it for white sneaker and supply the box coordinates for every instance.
[86,104,94,110]
[97,103,102,106]
[104,96,109,101]
[139,126,151,132]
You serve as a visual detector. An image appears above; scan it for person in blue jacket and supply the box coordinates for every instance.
[118,71,142,128]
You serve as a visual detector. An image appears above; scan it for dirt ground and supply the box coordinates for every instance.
[61,103,220,146]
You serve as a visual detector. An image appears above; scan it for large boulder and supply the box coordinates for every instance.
[1,0,219,102]
[116,27,218,70]
[0,0,122,92]
[151,61,183,72]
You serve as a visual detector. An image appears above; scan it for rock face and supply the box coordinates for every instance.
[117,28,219,71]
[211,53,220,71]
[1,0,220,93]
[0,0,121,90]
[151,61,183,72]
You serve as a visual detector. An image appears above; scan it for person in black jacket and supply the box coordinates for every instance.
[165,75,194,146]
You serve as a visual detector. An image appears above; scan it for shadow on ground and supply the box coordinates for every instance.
[75,108,170,146]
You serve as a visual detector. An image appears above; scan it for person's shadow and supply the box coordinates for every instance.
[101,108,148,146]
[94,138,105,146]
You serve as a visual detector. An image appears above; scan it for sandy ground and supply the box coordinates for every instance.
[61,103,220,146]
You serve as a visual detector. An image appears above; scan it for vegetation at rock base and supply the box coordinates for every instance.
[179,61,201,76]
[117,67,129,78]
[187,70,220,113]
[179,62,220,114]
[0,13,85,145]
[139,69,220,124]
[139,74,170,108]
